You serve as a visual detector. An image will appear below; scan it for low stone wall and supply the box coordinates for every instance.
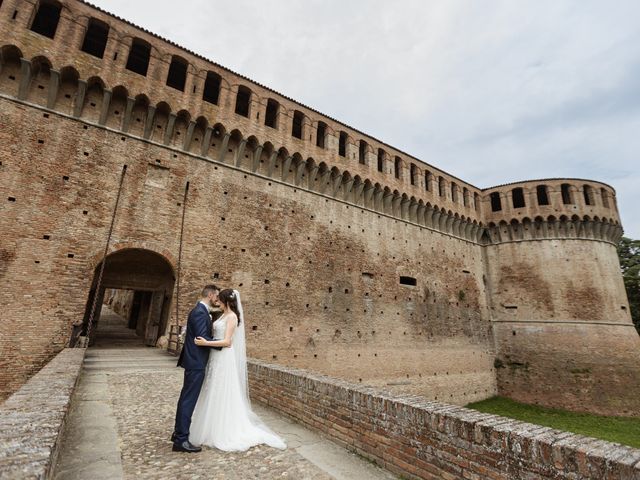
[0,348,86,479]
[248,359,640,480]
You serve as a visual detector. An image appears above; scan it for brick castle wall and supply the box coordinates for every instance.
[0,96,496,403]
[486,240,640,416]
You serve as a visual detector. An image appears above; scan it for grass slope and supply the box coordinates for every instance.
[466,396,640,449]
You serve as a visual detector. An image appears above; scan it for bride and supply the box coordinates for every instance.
[190,288,286,451]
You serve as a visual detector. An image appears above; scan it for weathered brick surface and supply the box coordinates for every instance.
[0,348,86,480]
[0,0,638,420]
[486,240,640,416]
[248,359,640,480]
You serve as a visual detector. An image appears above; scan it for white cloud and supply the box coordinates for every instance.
[90,0,640,237]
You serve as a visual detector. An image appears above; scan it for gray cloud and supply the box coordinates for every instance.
[90,0,640,237]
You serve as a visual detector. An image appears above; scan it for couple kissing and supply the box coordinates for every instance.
[172,285,286,453]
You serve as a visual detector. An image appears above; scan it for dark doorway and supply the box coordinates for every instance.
[79,248,175,347]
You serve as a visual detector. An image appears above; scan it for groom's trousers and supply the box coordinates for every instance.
[174,368,206,444]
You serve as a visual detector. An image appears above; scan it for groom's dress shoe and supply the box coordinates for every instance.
[172,440,202,453]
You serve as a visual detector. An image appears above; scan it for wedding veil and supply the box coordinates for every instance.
[229,289,285,444]
[233,289,250,406]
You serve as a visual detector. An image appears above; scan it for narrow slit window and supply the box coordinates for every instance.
[235,86,251,117]
[81,18,109,58]
[425,171,431,191]
[203,71,221,104]
[292,110,303,139]
[125,38,151,76]
[601,188,610,208]
[265,99,279,128]
[30,0,61,39]
[438,177,445,197]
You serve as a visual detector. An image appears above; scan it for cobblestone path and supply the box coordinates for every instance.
[53,308,397,480]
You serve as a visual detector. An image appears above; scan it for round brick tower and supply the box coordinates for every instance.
[481,178,640,415]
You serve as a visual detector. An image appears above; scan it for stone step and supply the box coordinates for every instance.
[85,350,172,357]
[84,359,177,366]
[83,364,178,371]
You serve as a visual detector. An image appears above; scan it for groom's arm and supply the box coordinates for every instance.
[192,310,214,342]
[192,310,222,350]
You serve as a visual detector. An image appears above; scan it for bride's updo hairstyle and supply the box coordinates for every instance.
[218,289,242,325]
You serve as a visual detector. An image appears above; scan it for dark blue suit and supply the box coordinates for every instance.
[173,302,220,445]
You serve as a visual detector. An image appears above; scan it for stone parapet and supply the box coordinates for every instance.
[0,348,86,479]
[248,358,640,480]
[481,178,621,230]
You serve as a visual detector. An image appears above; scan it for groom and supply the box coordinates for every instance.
[172,284,222,453]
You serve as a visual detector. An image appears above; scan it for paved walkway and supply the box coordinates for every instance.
[53,307,397,480]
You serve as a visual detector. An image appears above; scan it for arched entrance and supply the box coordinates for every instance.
[80,248,175,347]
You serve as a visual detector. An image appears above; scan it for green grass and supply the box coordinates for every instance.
[466,396,640,448]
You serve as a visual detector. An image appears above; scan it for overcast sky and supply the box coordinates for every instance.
[90,0,640,238]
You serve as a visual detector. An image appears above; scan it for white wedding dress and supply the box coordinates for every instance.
[189,295,286,451]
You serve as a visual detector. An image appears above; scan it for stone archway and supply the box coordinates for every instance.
[80,248,175,347]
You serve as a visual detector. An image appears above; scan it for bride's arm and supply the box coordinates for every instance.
[195,314,237,348]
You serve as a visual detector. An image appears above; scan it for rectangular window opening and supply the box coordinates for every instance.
[512,187,525,208]
[490,192,502,212]
[561,183,573,204]
[30,1,61,38]
[601,188,610,208]
[203,71,221,104]
[536,185,549,206]
[359,141,367,165]
[399,276,417,286]
[166,56,187,91]
[339,131,347,157]
[81,18,109,58]
[235,86,251,117]
[125,39,151,76]
[316,122,326,148]
[583,185,593,206]
[265,99,279,128]
[292,110,303,139]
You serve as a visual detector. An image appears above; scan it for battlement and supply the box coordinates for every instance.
[0,0,483,215]
[480,179,622,244]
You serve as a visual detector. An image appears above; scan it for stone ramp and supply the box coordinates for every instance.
[53,324,397,480]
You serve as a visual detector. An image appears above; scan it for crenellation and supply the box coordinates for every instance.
[0,0,487,218]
